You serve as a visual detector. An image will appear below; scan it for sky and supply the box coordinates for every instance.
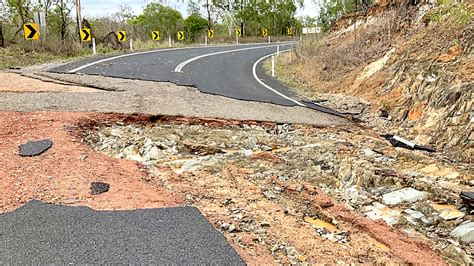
[81,0,319,19]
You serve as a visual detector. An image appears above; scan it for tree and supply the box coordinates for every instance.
[212,0,238,36]
[213,0,301,37]
[113,3,134,25]
[129,3,183,39]
[315,0,370,31]
[184,13,207,41]
[53,0,74,43]
[187,0,201,15]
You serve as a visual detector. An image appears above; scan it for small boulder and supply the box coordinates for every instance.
[451,221,474,244]
[382,188,426,206]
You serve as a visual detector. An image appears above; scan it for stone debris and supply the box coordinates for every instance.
[84,121,473,261]
[450,221,474,244]
[382,188,427,206]
[19,139,52,157]
[90,182,110,195]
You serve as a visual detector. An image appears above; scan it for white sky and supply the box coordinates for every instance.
[81,0,319,19]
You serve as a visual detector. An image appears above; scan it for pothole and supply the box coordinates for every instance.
[81,116,473,264]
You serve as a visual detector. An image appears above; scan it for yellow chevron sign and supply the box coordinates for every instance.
[23,23,39,40]
[177,31,185,40]
[262,28,268,37]
[80,28,91,41]
[235,29,241,37]
[118,31,126,42]
[152,31,160,41]
[287,27,293,36]
[207,29,214,39]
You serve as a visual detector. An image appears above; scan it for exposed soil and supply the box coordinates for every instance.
[0,112,182,213]
[0,111,451,265]
[0,72,95,93]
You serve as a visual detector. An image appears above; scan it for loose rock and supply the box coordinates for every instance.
[382,188,426,206]
[450,221,474,244]
[19,139,53,157]
[90,182,110,195]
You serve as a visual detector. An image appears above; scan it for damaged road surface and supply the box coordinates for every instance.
[0,200,244,264]
[0,112,472,264]
[49,43,337,113]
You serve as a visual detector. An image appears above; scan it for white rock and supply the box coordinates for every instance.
[382,188,426,206]
[364,202,401,225]
[143,146,164,161]
[404,209,431,225]
[451,221,474,244]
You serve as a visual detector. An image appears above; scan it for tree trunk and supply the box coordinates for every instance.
[206,0,211,31]
[0,20,4,47]
[60,0,66,44]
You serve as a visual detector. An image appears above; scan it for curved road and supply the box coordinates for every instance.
[52,42,337,112]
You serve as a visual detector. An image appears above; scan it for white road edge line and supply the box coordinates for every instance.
[252,50,306,107]
[173,44,292,72]
[67,42,295,74]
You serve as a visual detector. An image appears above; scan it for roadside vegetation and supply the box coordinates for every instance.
[0,0,308,69]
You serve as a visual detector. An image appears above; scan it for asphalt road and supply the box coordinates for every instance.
[51,42,339,113]
[0,200,244,264]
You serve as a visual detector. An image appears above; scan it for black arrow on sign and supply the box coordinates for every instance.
[118,32,125,41]
[209,31,213,38]
[153,32,159,40]
[81,29,90,40]
[25,24,37,39]
[178,32,184,39]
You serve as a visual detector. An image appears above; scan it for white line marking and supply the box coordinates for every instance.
[173,43,294,72]
[252,50,306,107]
[67,42,295,73]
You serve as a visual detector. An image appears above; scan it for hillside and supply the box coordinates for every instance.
[279,1,473,162]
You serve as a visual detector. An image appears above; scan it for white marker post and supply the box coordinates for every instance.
[276,45,280,56]
[130,39,133,51]
[168,35,172,48]
[92,37,96,55]
[271,55,275,77]
[205,35,208,46]
[268,36,271,43]
[236,35,239,45]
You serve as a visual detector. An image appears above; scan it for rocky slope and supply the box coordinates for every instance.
[280,1,473,162]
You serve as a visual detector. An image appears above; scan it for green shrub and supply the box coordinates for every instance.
[430,1,473,25]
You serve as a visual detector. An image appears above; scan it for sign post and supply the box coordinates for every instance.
[24,22,39,50]
[271,55,275,77]
[92,37,96,54]
[235,29,241,45]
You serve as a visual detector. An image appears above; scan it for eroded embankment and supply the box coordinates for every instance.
[81,114,471,264]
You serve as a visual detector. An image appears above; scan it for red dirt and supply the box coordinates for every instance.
[0,111,182,213]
